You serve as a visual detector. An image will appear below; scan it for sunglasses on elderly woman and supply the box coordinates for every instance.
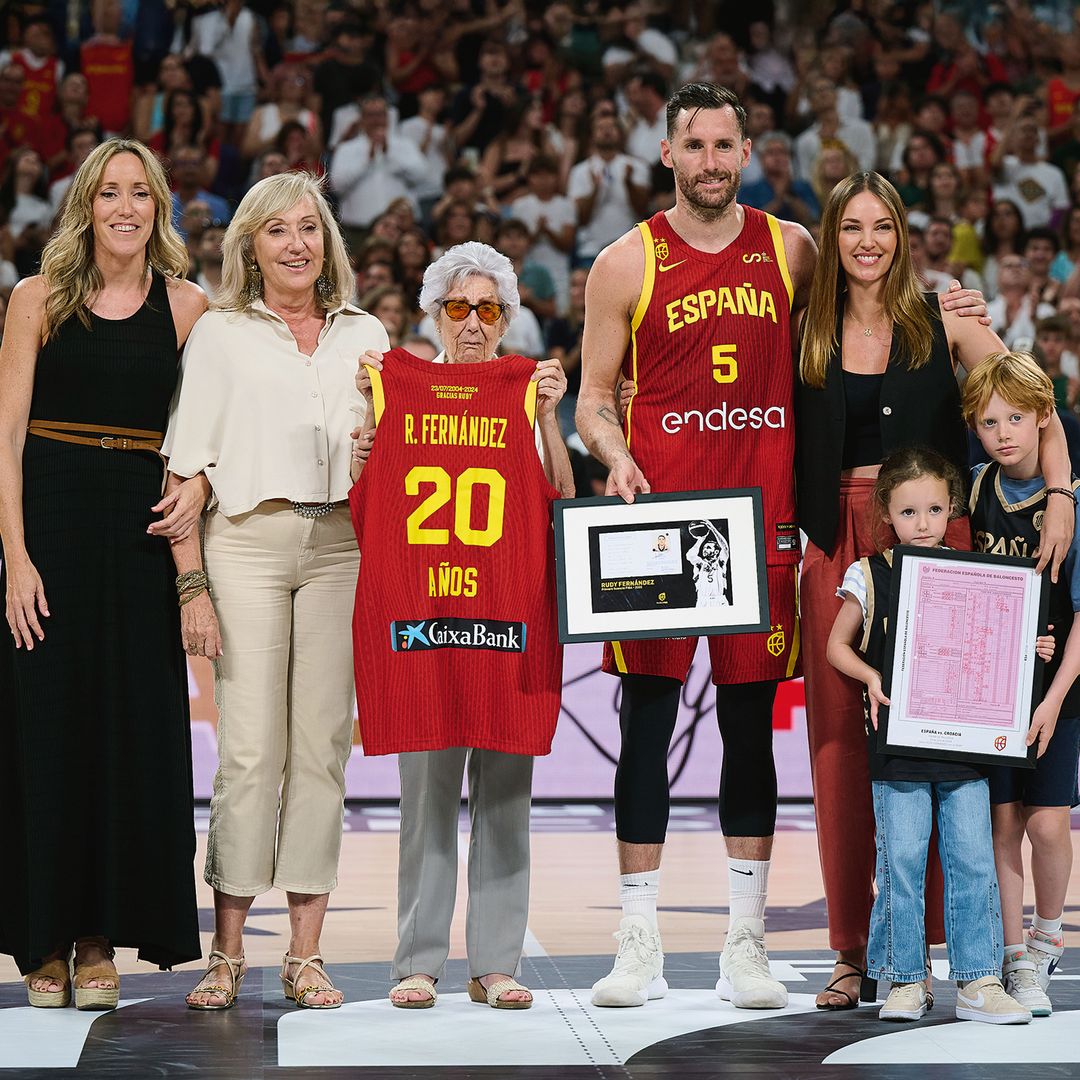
[440,299,504,324]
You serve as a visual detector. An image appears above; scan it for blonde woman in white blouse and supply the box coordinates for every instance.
[163,172,389,1012]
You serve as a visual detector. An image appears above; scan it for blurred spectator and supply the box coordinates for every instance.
[385,9,456,120]
[80,0,134,136]
[817,45,865,122]
[522,32,577,125]
[398,84,452,224]
[544,265,587,437]
[313,21,380,140]
[329,95,426,244]
[261,2,298,71]
[926,12,1007,99]
[151,89,220,188]
[982,198,1027,298]
[34,73,98,173]
[991,109,1070,229]
[0,65,27,172]
[395,227,431,302]
[133,54,196,143]
[987,252,1055,349]
[809,139,859,210]
[511,154,575,314]
[907,161,964,229]
[870,76,914,176]
[194,220,226,302]
[450,40,519,157]
[1047,34,1080,144]
[479,96,560,207]
[361,284,410,347]
[1035,314,1078,409]
[741,132,818,227]
[949,89,989,191]
[567,112,650,266]
[169,145,231,239]
[190,0,261,138]
[0,146,50,277]
[357,260,395,296]
[793,76,875,179]
[48,126,100,213]
[0,16,63,127]
[1052,205,1080,283]
[745,21,795,100]
[495,217,557,322]
[602,4,677,87]
[552,86,590,188]
[1051,101,1080,187]
[242,63,321,161]
[893,128,946,207]
[1024,226,1062,306]
[253,147,288,181]
[401,333,440,361]
[919,216,980,292]
[432,198,480,259]
[684,33,757,104]
[623,71,668,165]
[274,118,323,176]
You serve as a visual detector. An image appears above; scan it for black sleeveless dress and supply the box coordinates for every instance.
[0,271,200,975]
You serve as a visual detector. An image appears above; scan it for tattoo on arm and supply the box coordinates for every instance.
[597,405,621,426]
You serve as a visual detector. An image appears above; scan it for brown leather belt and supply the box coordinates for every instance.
[27,419,164,453]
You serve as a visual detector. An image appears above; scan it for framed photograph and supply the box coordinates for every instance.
[553,488,769,644]
[879,545,1048,770]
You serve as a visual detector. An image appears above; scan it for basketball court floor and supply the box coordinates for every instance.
[1,804,1078,1079]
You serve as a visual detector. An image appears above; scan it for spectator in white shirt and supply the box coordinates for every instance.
[793,77,876,180]
[511,155,576,313]
[397,84,452,223]
[602,4,677,87]
[986,253,1057,350]
[950,89,989,189]
[623,71,668,165]
[190,0,260,135]
[991,112,1070,229]
[567,112,651,264]
[329,95,427,243]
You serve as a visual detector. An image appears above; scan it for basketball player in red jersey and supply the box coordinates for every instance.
[577,82,815,1012]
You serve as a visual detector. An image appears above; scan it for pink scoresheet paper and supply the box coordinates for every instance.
[905,561,1027,727]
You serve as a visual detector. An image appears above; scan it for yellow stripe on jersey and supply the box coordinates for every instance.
[368,366,386,426]
[523,377,538,428]
[766,214,794,306]
[611,640,628,674]
[626,221,656,451]
[786,566,801,678]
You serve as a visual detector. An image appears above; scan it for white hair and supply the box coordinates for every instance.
[418,241,521,325]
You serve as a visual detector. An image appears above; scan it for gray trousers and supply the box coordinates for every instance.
[393,748,534,981]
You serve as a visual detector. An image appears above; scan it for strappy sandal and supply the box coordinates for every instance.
[186,951,246,1011]
[815,961,876,1011]
[280,953,343,1009]
[390,975,437,1009]
[467,976,533,1010]
[25,956,72,1008]
[72,941,119,1011]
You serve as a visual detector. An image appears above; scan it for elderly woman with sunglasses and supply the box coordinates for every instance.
[352,242,572,1011]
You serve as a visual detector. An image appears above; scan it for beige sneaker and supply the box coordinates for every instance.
[955,975,1032,1025]
[879,981,929,1022]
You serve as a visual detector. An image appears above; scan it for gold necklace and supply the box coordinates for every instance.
[846,309,886,338]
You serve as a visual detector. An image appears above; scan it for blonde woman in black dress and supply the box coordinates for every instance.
[0,139,208,1009]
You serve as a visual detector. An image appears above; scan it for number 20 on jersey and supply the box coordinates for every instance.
[405,465,507,547]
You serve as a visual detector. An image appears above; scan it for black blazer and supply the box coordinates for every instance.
[795,293,969,556]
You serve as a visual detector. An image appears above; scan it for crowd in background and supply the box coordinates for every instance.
[5,0,1080,471]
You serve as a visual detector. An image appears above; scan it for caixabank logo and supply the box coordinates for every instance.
[391,617,527,653]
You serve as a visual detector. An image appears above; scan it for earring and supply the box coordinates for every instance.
[243,262,262,305]
[315,273,333,301]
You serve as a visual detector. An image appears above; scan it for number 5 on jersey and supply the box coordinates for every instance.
[712,344,738,384]
[405,465,507,547]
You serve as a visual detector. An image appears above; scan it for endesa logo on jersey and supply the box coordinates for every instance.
[661,402,787,434]
[391,617,527,653]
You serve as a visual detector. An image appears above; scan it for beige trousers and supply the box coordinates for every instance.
[202,502,359,896]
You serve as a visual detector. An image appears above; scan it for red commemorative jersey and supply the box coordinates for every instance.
[622,206,798,564]
[350,349,563,756]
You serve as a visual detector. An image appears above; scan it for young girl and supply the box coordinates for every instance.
[827,447,1048,1025]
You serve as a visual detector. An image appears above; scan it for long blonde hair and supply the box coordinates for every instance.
[40,138,188,338]
[216,171,353,312]
[799,171,935,389]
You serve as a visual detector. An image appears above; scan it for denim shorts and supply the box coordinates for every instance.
[988,714,1080,807]
[219,90,256,124]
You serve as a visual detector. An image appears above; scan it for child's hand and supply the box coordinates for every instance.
[1027,700,1060,757]
[867,673,891,730]
[1035,627,1056,662]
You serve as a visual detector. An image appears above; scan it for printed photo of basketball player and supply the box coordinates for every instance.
[653,533,669,552]
[686,520,730,608]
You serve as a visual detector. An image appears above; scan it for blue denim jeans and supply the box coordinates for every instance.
[867,778,1002,983]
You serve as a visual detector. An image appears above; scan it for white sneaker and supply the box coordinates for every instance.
[1002,950,1052,1017]
[879,981,929,1022]
[716,916,788,1009]
[590,915,667,1007]
[1025,926,1064,992]
[955,975,1032,1024]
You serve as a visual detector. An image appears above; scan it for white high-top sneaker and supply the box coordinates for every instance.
[716,916,788,1009]
[1025,926,1064,991]
[590,915,668,1007]
[1002,950,1052,1017]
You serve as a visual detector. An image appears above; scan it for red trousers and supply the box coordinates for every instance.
[801,476,971,952]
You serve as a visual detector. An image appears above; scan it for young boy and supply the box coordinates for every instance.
[962,350,1080,1018]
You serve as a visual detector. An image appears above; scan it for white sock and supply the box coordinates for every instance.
[620,870,660,926]
[728,858,770,923]
[1032,912,1063,935]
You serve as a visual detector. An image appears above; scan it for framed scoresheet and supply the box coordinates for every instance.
[879,545,1048,769]
[553,489,769,644]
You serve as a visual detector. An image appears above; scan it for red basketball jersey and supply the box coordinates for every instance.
[622,207,799,565]
[350,349,563,756]
[11,53,58,120]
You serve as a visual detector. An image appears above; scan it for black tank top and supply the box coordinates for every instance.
[841,369,884,468]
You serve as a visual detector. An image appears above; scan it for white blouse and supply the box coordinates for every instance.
[163,300,390,515]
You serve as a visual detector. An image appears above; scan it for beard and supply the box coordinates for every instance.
[673,165,741,220]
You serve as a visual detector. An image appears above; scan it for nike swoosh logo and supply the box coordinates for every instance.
[730,869,754,876]
[962,991,985,1008]
[657,260,686,272]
